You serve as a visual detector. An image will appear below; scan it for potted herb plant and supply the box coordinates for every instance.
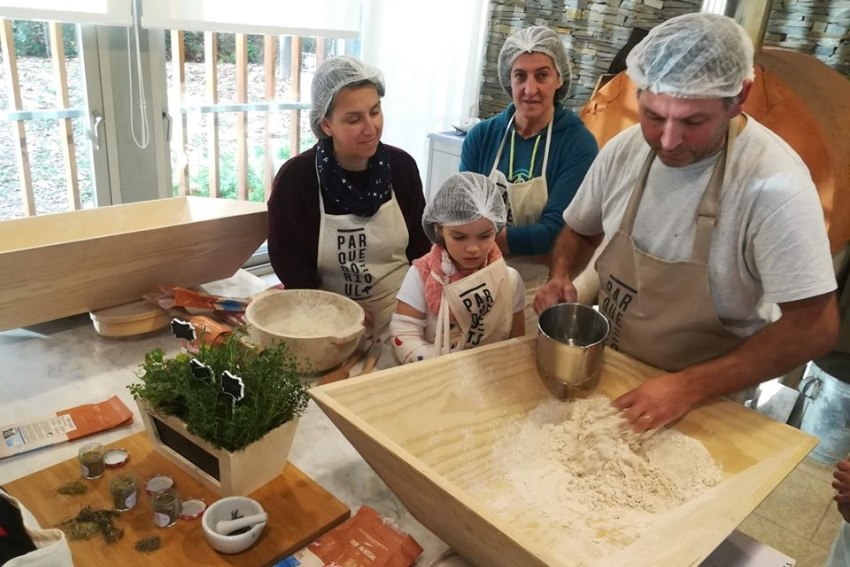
[128,327,310,496]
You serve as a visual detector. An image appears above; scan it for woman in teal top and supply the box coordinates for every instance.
[459,26,598,331]
[459,25,598,257]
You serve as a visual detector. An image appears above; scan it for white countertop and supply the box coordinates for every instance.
[0,314,793,567]
[0,315,448,564]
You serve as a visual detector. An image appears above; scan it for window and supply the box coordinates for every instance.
[0,0,362,221]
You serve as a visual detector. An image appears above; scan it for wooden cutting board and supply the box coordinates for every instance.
[2,432,350,566]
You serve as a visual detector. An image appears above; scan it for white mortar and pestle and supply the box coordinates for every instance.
[201,496,268,554]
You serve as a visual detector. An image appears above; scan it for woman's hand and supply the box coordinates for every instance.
[363,310,374,329]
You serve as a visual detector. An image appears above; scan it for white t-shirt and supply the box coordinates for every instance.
[564,117,836,337]
[396,264,526,342]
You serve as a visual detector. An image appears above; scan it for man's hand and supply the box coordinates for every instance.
[838,501,850,523]
[834,459,850,495]
[535,227,603,314]
[534,277,577,314]
[836,460,850,522]
[611,371,700,432]
[612,292,838,433]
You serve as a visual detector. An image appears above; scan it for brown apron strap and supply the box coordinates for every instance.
[618,149,656,234]
[692,119,740,264]
[621,119,740,264]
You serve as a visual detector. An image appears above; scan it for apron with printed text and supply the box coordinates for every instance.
[594,121,743,372]
[316,174,409,339]
[433,258,513,356]
[489,116,553,334]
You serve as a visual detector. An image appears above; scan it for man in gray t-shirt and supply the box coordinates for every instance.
[534,13,838,433]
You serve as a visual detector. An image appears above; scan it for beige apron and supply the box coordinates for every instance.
[489,117,552,335]
[316,179,409,339]
[595,121,742,372]
[433,258,513,356]
[489,116,552,228]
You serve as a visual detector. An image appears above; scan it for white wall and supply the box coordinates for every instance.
[360,0,489,174]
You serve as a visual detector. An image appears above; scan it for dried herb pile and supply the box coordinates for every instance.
[57,481,88,495]
[134,536,161,554]
[58,506,123,544]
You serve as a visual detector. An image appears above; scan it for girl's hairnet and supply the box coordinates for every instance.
[422,172,507,244]
[626,13,754,99]
[309,56,385,139]
[498,26,572,103]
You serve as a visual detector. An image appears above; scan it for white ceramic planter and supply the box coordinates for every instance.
[136,400,298,496]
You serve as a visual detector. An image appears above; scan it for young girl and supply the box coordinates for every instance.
[390,172,526,364]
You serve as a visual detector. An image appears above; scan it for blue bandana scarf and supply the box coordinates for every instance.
[316,138,393,217]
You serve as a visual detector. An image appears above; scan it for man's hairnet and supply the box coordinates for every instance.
[498,26,572,102]
[309,56,385,139]
[626,13,754,99]
[422,172,507,244]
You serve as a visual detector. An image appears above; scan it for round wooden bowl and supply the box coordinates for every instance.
[89,300,170,338]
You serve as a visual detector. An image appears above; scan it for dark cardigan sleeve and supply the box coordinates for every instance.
[386,146,431,262]
[267,150,321,289]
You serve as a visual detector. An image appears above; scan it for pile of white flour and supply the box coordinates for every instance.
[469,396,723,565]
[265,304,341,336]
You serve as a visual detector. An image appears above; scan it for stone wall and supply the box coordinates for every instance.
[478,0,850,116]
[763,0,850,77]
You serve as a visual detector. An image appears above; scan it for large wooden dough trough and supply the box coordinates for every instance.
[311,336,817,567]
[0,196,267,331]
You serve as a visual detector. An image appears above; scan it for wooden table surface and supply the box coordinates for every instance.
[3,432,350,566]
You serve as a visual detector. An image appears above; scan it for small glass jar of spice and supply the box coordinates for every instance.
[152,489,181,528]
[77,443,105,480]
[109,473,138,512]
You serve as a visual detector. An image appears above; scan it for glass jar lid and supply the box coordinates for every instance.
[103,448,130,468]
[144,474,175,495]
[179,498,206,520]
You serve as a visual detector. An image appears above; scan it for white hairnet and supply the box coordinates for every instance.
[309,56,385,139]
[498,26,572,102]
[626,13,754,99]
[422,172,507,244]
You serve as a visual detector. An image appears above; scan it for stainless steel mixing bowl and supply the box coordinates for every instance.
[536,303,610,399]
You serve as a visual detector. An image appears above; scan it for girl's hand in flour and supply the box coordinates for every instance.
[611,372,700,432]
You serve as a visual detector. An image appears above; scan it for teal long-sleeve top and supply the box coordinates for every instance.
[459,103,598,255]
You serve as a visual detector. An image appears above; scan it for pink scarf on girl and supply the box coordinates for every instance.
[412,244,503,316]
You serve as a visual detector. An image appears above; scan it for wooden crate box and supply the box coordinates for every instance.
[0,196,267,330]
[137,400,298,496]
[311,336,817,567]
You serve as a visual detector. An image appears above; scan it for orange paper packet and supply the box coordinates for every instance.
[284,506,423,567]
